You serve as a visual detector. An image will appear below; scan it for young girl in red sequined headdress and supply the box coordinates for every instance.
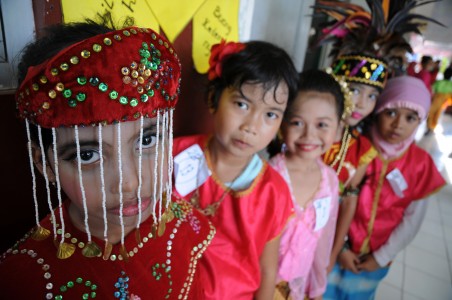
[0,21,215,299]
[172,40,299,299]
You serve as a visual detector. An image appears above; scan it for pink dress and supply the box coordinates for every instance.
[269,154,339,299]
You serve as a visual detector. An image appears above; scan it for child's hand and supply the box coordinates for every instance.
[357,254,380,272]
[337,249,360,274]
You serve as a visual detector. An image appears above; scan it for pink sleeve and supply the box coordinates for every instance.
[307,168,339,297]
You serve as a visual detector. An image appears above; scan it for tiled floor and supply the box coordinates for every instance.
[375,113,452,300]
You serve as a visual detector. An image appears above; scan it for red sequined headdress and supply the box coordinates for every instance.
[17,26,181,128]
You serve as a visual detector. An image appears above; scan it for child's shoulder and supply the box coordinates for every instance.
[173,134,208,153]
[261,158,290,188]
[406,142,433,161]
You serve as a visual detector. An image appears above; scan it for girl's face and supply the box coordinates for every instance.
[44,118,166,235]
[282,91,339,161]
[377,107,421,144]
[212,82,288,160]
[346,82,380,126]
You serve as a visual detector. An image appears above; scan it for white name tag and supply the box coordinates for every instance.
[313,196,331,231]
[386,168,408,198]
[174,144,211,197]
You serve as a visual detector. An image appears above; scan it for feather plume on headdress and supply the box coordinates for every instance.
[311,0,445,78]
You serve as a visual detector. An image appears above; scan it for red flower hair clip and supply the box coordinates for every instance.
[207,39,245,81]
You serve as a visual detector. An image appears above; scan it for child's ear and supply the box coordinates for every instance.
[31,142,56,183]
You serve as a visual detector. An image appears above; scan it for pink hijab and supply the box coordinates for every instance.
[370,76,431,159]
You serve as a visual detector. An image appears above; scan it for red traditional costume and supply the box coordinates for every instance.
[173,135,294,299]
[0,200,214,299]
[323,131,377,191]
[349,140,446,255]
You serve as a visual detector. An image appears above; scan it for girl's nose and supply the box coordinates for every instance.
[109,152,139,194]
[240,114,259,135]
[355,94,366,108]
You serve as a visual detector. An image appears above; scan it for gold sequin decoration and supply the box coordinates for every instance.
[114,34,121,41]
[48,90,57,99]
[365,72,371,79]
[32,84,39,91]
[70,56,79,64]
[39,76,48,84]
[81,50,91,58]
[103,241,113,260]
[131,70,139,78]
[42,102,50,109]
[144,69,151,77]
[51,68,59,76]
[31,226,50,241]
[123,30,130,36]
[104,37,112,45]
[130,28,137,34]
[82,241,102,258]
[121,67,130,75]
[60,63,69,71]
[361,67,368,73]
[57,242,76,259]
[123,76,131,84]
[137,77,145,85]
[93,43,102,52]
[120,245,129,262]
[370,63,377,70]
[164,42,169,48]
[55,83,64,92]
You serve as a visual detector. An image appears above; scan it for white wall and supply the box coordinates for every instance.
[0,0,35,92]
[245,0,315,72]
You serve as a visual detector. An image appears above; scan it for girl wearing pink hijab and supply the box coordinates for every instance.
[325,76,446,300]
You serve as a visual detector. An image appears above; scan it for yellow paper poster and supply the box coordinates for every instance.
[192,0,240,73]
[61,0,158,29]
[146,0,207,43]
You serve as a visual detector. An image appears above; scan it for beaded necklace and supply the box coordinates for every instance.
[329,125,352,175]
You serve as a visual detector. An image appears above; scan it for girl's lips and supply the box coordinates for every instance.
[109,198,152,217]
[232,138,251,149]
[297,144,320,152]
[351,111,363,119]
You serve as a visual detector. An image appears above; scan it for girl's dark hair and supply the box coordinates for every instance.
[18,21,114,151]
[267,69,345,157]
[207,41,298,111]
[294,69,344,121]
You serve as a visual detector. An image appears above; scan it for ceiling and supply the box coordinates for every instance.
[410,0,452,59]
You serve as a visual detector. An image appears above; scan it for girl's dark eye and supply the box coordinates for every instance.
[74,150,100,165]
[138,134,157,150]
[142,135,155,146]
[80,151,94,161]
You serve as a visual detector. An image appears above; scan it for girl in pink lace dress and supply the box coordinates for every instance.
[269,70,344,300]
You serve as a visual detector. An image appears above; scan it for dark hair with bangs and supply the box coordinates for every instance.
[207,41,298,111]
[292,69,344,121]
